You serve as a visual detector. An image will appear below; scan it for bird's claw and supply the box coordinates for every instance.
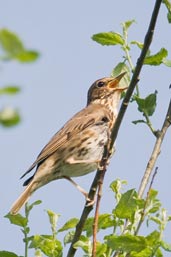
[85,196,95,207]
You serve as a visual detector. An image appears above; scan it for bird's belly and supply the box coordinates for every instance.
[61,125,109,177]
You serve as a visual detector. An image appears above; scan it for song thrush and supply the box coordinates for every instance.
[10,72,127,214]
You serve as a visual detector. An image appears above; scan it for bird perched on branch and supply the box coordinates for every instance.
[10,72,127,215]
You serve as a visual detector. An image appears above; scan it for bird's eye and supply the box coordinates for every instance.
[97,81,105,88]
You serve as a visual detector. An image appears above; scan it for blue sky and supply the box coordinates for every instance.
[1,1,171,256]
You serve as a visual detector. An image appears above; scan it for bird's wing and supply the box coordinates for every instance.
[21,104,110,178]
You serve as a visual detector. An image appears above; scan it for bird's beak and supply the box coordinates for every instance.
[108,72,128,91]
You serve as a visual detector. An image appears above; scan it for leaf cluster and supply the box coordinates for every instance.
[3,180,171,257]
[0,29,39,127]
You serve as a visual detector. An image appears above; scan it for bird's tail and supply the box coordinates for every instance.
[10,180,36,215]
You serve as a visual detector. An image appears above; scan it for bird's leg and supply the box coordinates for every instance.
[62,176,88,198]
[62,176,95,206]
[66,156,101,165]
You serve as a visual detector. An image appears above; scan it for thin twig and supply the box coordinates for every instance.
[138,99,171,198]
[135,167,158,235]
[67,1,162,256]
[92,181,101,256]
[92,156,108,257]
[110,0,162,149]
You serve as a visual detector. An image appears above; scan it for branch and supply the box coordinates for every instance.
[135,167,158,235]
[67,0,163,256]
[138,99,171,198]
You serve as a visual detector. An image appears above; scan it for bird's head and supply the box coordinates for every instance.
[87,72,127,106]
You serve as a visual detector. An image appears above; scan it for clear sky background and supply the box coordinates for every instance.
[1,1,171,256]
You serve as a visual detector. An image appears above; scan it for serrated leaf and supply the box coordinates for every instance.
[58,218,78,232]
[135,92,157,117]
[122,20,135,30]
[0,251,18,257]
[144,48,168,66]
[0,107,20,127]
[107,234,147,252]
[5,213,28,227]
[16,50,39,62]
[0,86,20,95]
[92,32,124,46]
[114,189,138,220]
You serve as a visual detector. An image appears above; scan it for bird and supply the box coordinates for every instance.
[10,72,127,215]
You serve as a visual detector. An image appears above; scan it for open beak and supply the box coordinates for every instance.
[108,72,128,91]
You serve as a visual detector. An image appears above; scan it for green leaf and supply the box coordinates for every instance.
[111,62,130,89]
[122,20,135,31]
[132,119,146,125]
[144,48,168,66]
[134,92,157,117]
[46,210,60,236]
[167,11,171,23]
[73,235,92,254]
[0,29,24,56]
[155,248,163,257]
[0,86,20,95]
[131,41,144,50]
[16,50,39,62]
[130,248,153,257]
[63,230,75,245]
[58,218,78,232]
[92,32,124,46]
[160,240,171,251]
[110,179,127,194]
[25,200,42,214]
[146,189,161,213]
[106,234,147,252]
[83,214,114,237]
[0,29,39,63]
[162,0,171,23]
[0,251,18,257]
[0,107,20,127]
[96,242,107,256]
[29,235,63,257]
[110,179,127,203]
[146,231,160,247]
[162,58,171,67]
[114,189,138,220]
[5,213,28,227]
[163,0,171,12]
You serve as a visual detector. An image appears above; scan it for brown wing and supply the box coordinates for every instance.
[21,103,110,178]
